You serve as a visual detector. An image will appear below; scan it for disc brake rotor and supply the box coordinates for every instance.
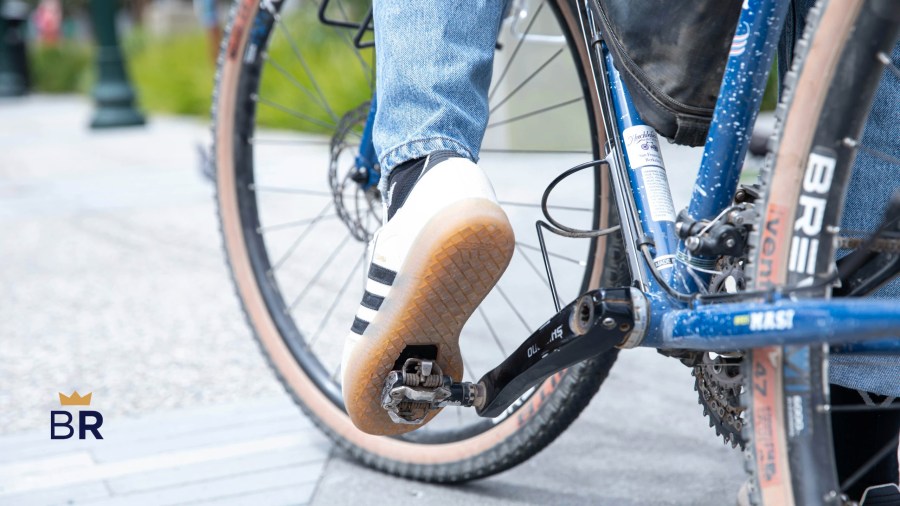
[328,102,381,242]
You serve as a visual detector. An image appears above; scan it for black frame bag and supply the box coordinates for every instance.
[596,0,743,146]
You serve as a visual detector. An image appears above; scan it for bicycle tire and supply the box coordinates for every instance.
[744,0,900,504]
[213,0,629,483]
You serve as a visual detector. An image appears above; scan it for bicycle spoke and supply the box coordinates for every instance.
[477,306,508,356]
[254,94,336,130]
[249,137,331,146]
[486,97,583,129]
[270,202,334,271]
[847,139,900,168]
[233,0,603,441]
[517,241,586,266]
[353,186,365,229]
[333,0,375,79]
[308,251,366,349]
[498,200,592,212]
[876,51,900,79]
[312,0,374,86]
[257,214,337,234]
[480,147,591,154]
[250,184,332,196]
[821,403,900,413]
[514,245,551,288]
[488,0,545,101]
[273,16,340,120]
[489,47,564,114]
[264,56,338,122]
[838,431,900,493]
[288,233,353,311]
[495,284,532,331]
[365,191,380,220]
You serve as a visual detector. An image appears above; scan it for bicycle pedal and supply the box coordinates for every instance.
[380,358,484,425]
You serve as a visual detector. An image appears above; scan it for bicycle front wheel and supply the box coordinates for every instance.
[744,0,900,504]
[213,0,628,482]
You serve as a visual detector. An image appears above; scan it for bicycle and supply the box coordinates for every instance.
[211,0,900,504]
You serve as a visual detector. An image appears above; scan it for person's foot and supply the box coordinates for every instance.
[341,151,514,435]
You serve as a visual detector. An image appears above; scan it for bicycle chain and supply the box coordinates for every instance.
[694,262,747,449]
[693,356,746,449]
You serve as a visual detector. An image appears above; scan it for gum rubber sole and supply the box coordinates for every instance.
[342,199,515,435]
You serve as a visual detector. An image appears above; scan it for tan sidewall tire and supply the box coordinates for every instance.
[214,0,613,469]
[747,1,864,504]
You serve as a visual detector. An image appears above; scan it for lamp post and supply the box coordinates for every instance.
[0,0,28,96]
[88,0,144,128]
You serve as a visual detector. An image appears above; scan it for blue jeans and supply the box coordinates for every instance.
[372,0,508,191]
[780,0,899,396]
[827,43,900,397]
[374,0,899,395]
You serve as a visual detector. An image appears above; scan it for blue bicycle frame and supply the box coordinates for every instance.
[356,0,900,356]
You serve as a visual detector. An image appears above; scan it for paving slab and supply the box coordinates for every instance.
[0,96,761,505]
[0,396,329,506]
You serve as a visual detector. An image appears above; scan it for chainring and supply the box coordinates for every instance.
[693,353,746,449]
[694,261,747,449]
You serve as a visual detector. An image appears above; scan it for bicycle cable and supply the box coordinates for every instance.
[540,159,621,238]
[540,161,900,308]
[638,209,900,308]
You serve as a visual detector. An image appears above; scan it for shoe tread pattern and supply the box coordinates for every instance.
[343,199,515,435]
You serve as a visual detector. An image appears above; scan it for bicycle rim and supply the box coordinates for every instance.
[744,0,900,504]
[213,0,628,481]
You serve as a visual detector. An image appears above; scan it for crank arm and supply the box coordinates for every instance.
[380,287,645,423]
[475,287,642,417]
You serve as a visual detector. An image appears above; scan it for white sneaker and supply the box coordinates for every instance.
[341,152,514,435]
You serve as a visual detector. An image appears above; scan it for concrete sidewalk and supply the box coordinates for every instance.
[0,398,329,505]
[0,96,746,505]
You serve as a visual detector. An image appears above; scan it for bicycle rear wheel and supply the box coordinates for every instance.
[213,0,628,482]
[744,0,900,504]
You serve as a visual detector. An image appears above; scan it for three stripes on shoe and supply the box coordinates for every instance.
[351,264,397,335]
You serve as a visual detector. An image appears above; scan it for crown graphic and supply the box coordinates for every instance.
[59,391,92,406]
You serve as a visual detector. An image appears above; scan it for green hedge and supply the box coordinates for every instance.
[28,43,93,93]
[25,12,371,133]
[125,28,216,117]
[26,23,778,132]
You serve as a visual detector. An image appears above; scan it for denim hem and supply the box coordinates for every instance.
[378,137,476,193]
[830,355,900,397]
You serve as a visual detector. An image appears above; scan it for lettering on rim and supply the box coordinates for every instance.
[752,347,791,503]
[788,149,836,278]
[758,204,789,287]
